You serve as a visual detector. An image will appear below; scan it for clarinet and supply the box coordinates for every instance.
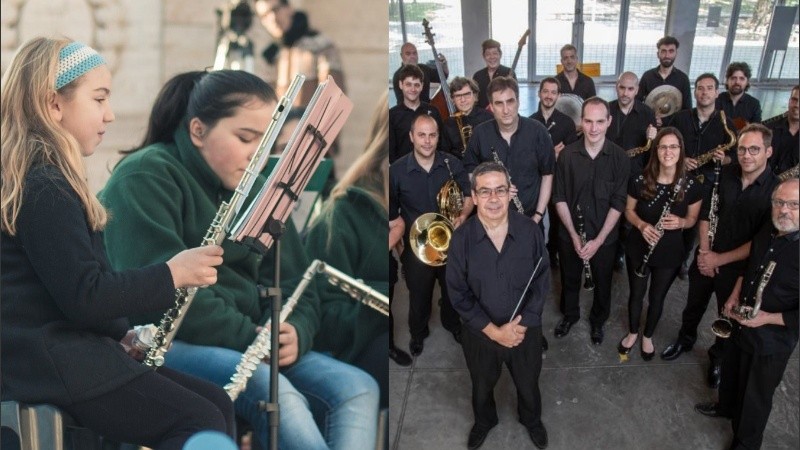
[224,260,389,400]
[635,177,684,278]
[575,205,595,291]
[706,161,722,251]
[143,75,304,368]
[491,147,524,213]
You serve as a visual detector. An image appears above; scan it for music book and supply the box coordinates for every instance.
[229,75,352,253]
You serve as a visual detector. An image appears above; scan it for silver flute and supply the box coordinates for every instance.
[143,75,305,368]
[224,260,388,400]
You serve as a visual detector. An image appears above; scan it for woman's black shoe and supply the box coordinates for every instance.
[389,345,412,366]
[617,337,634,355]
[640,348,655,361]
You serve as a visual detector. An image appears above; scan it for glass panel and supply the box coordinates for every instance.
[389,0,404,82]
[690,0,734,80]
[624,0,669,76]
[783,1,800,80]
[729,0,775,79]
[582,0,621,76]
[489,0,530,80]
[535,1,575,77]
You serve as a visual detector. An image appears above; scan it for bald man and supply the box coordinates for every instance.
[607,72,657,176]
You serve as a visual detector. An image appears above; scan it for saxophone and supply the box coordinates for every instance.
[491,147,524,214]
[635,177,684,278]
[778,163,800,182]
[626,139,652,158]
[575,205,595,291]
[693,110,737,170]
[224,260,388,400]
[453,112,473,157]
[142,75,305,368]
[706,161,722,251]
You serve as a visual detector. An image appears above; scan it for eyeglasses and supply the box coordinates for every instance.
[736,146,762,156]
[657,144,680,152]
[475,186,510,198]
[452,91,475,100]
[771,199,800,210]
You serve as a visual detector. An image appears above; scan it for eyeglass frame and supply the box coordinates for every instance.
[771,199,800,210]
[736,145,763,156]
[474,186,510,198]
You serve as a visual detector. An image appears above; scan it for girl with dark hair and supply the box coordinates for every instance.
[620,127,702,360]
[101,69,378,450]
[1,37,234,450]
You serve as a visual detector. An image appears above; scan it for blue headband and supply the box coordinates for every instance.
[55,42,105,90]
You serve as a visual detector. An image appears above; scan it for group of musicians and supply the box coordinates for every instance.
[389,34,798,450]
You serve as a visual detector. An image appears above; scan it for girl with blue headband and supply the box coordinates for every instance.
[1,37,235,449]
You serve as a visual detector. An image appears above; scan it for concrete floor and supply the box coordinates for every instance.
[389,261,799,450]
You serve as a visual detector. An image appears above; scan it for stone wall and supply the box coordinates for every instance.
[1,0,388,193]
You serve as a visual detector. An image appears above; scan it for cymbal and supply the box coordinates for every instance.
[554,94,583,129]
[645,85,682,117]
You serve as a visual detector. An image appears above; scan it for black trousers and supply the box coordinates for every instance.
[546,204,560,258]
[62,367,235,450]
[718,339,792,450]
[461,325,543,430]
[353,331,390,408]
[625,256,680,337]
[557,238,616,327]
[401,249,460,339]
[677,256,740,363]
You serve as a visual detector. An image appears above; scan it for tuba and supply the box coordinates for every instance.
[453,112,473,157]
[409,158,463,266]
[712,261,776,338]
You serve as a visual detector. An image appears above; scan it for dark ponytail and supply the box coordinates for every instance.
[120,69,276,157]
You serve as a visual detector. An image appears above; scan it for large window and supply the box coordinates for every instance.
[489,0,530,80]
[624,0,670,75]
[535,1,574,77]
[582,1,621,77]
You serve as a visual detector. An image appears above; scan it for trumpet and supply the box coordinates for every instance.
[712,261,776,338]
[575,205,595,291]
[453,112,473,157]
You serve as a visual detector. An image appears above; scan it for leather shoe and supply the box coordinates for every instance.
[613,255,625,272]
[707,364,722,389]
[694,402,724,418]
[554,319,576,338]
[678,265,689,280]
[542,336,549,352]
[660,342,692,361]
[640,347,655,361]
[617,337,634,355]
[467,424,494,449]
[389,345,412,366]
[527,424,548,449]
[590,326,604,345]
[409,338,424,356]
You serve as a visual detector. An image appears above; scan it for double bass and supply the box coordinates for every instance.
[422,19,455,121]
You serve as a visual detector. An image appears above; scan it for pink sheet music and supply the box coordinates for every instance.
[229,76,352,253]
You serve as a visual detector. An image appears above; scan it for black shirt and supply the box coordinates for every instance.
[700,164,778,271]
[735,225,799,355]
[626,175,702,268]
[637,66,692,111]
[665,108,737,185]
[389,102,444,163]
[472,65,516,109]
[463,117,556,216]
[389,151,471,236]
[767,117,799,175]
[443,107,494,158]
[607,99,657,175]
[529,107,579,149]
[715,92,762,127]
[392,63,440,105]
[555,70,596,100]
[447,211,550,333]
[553,139,630,245]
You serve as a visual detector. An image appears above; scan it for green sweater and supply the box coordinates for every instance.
[100,125,319,357]
[303,187,389,363]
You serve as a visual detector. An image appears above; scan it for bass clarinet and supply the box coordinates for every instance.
[491,147,524,213]
[224,260,388,400]
[575,205,595,291]
[142,75,305,368]
[635,177,684,277]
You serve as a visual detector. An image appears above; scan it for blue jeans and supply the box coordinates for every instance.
[165,341,379,450]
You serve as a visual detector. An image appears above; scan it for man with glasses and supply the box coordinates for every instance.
[661,124,779,391]
[447,162,550,450]
[443,77,493,158]
[638,35,692,112]
[694,178,798,450]
[389,114,473,356]
[717,62,762,130]
[552,97,629,346]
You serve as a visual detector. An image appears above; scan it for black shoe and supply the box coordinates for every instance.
[661,342,691,361]
[617,337,634,355]
[694,402,724,418]
[554,319,576,338]
[542,336,549,352]
[549,252,559,270]
[452,328,462,344]
[527,424,548,449]
[707,364,722,389]
[389,345,412,366]
[678,265,689,280]
[467,424,494,450]
[613,255,625,272]
[409,338,424,356]
[641,348,655,361]
[590,325,604,345]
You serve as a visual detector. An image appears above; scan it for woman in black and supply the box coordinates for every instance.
[619,127,702,359]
